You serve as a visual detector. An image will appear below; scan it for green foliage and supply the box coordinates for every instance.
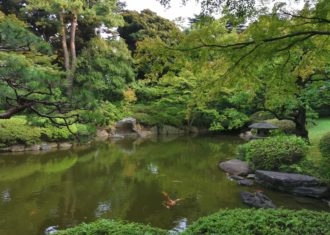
[80,101,128,127]
[56,209,330,235]
[239,135,308,170]
[183,209,330,235]
[0,12,50,53]
[132,73,192,127]
[266,119,296,134]
[320,132,330,158]
[0,116,96,146]
[55,219,168,235]
[133,102,186,127]
[118,9,180,53]
[0,118,42,146]
[209,108,250,131]
[42,126,73,141]
[26,0,123,28]
[250,111,275,122]
[76,37,135,102]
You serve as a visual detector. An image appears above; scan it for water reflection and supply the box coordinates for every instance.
[171,218,188,233]
[95,201,112,217]
[44,226,58,235]
[0,136,328,235]
[1,189,11,203]
[148,163,159,175]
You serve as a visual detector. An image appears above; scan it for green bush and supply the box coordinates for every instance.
[0,116,97,147]
[55,219,168,235]
[320,132,330,158]
[266,119,296,134]
[76,124,96,137]
[42,126,73,141]
[239,135,308,170]
[80,101,128,127]
[183,209,330,235]
[133,101,186,127]
[0,118,43,146]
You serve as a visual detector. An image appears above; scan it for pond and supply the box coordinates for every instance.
[0,136,328,235]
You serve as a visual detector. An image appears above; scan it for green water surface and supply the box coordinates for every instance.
[0,136,328,235]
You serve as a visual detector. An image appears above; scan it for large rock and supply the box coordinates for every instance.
[240,191,276,209]
[219,159,252,176]
[256,170,330,198]
[96,129,109,140]
[133,123,158,138]
[229,175,254,186]
[115,117,139,137]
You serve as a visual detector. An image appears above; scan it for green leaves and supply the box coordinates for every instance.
[76,37,135,103]
[239,135,309,170]
[183,209,330,235]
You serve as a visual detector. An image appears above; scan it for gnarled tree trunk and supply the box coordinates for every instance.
[294,107,309,140]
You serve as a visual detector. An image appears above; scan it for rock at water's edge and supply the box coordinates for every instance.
[96,129,109,140]
[10,145,25,152]
[238,179,254,186]
[256,170,330,198]
[240,191,276,209]
[219,159,252,176]
[59,142,72,150]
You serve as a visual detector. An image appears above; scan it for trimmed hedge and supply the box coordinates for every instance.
[56,209,330,235]
[320,132,330,158]
[55,219,168,235]
[0,117,43,147]
[238,135,308,170]
[182,209,330,235]
[0,117,96,147]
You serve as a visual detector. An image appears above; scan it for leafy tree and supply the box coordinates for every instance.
[25,0,123,95]
[0,11,77,125]
[76,37,135,104]
[148,0,330,138]
[118,9,182,80]
[118,9,180,53]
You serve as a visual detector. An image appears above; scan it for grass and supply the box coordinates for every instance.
[309,118,330,145]
[307,118,330,161]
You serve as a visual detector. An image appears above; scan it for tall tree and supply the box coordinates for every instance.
[118,9,180,53]
[25,0,123,96]
[0,11,77,125]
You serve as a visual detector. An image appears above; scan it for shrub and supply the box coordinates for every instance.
[183,209,330,235]
[42,126,73,141]
[80,101,128,127]
[75,124,96,137]
[0,117,43,146]
[239,135,308,170]
[320,132,330,158]
[266,119,296,134]
[55,219,168,235]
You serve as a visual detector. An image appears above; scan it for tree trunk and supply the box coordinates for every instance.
[67,12,78,97]
[59,12,71,95]
[294,107,309,140]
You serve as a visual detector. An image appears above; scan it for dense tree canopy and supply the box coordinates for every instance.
[0,12,77,126]
[0,0,329,140]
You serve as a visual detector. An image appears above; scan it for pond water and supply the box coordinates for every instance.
[0,136,328,235]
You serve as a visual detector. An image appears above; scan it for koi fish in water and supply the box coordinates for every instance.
[162,191,183,209]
